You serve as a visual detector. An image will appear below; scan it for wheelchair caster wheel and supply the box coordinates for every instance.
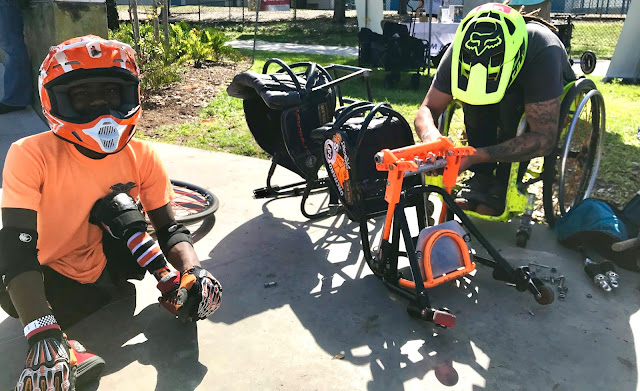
[534,285,555,305]
[580,50,597,75]
[410,74,421,90]
[516,232,529,248]
[384,72,401,89]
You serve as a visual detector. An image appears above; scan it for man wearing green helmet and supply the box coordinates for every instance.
[415,2,576,214]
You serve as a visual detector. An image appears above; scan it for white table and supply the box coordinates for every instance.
[401,21,460,56]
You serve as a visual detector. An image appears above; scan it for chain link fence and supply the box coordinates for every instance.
[116,2,359,23]
[552,0,628,59]
[116,0,628,59]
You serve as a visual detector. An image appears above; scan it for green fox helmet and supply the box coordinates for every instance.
[451,3,528,105]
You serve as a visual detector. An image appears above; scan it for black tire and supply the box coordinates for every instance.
[580,50,597,75]
[384,72,400,89]
[410,73,421,90]
[169,179,219,225]
[542,78,605,227]
[516,232,529,248]
[432,43,450,68]
[535,285,555,305]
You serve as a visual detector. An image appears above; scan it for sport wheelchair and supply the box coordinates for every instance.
[358,21,429,89]
[226,59,374,219]
[433,77,606,247]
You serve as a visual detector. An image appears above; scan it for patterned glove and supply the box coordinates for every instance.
[16,315,76,391]
[159,266,222,321]
[156,270,181,316]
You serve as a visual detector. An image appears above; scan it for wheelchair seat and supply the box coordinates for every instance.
[227,72,311,111]
[227,58,374,219]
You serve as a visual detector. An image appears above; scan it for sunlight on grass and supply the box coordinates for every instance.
[590,78,640,203]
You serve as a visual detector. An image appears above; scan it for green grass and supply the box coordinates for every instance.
[146,50,640,207]
[220,18,624,60]
[570,21,624,60]
[219,17,360,47]
[590,78,640,204]
[139,50,431,157]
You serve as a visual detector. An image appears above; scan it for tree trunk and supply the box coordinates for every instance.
[162,0,170,47]
[333,0,346,23]
[106,0,120,30]
[130,0,141,54]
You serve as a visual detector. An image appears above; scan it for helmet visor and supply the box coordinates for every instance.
[45,68,140,124]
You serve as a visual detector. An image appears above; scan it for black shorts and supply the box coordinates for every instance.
[1,233,147,329]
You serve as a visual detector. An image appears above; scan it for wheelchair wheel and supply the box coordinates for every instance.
[438,100,467,146]
[543,78,605,227]
[169,180,219,225]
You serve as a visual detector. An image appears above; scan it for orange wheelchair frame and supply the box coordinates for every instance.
[360,137,554,328]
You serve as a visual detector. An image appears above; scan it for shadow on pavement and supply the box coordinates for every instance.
[200,197,638,390]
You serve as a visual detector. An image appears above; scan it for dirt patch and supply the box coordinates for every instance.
[136,59,252,134]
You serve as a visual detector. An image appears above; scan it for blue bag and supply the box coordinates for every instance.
[556,198,629,243]
[556,198,639,271]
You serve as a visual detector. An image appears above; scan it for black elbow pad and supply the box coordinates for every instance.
[0,227,41,286]
[155,223,193,254]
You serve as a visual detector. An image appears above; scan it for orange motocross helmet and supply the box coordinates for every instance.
[39,35,141,154]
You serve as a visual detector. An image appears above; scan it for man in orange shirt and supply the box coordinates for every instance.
[0,36,222,391]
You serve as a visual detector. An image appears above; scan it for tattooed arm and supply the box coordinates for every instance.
[464,97,561,170]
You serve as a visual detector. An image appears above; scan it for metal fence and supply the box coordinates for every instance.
[117,0,628,59]
[550,0,628,59]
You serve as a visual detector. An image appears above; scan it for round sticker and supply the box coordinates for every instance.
[324,139,338,165]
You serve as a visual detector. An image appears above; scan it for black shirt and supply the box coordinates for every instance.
[433,21,576,104]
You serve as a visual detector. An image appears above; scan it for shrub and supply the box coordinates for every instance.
[109,22,241,91]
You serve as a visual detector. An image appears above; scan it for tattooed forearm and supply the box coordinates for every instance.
[483,133,547,162]
[525,97,561,141]
[480,97,561,163]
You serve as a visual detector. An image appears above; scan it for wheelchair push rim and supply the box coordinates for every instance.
[545,80,605,225]
[168,180,219,225]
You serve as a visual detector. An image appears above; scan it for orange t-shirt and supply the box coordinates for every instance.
[1,132,174,284]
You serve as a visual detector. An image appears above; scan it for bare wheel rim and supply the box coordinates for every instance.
[170,180,219,224]
[556,89,604,216]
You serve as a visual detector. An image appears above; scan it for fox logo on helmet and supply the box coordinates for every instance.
[464,30,503,56]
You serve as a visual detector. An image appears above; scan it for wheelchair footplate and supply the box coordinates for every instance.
[364,137,554,328]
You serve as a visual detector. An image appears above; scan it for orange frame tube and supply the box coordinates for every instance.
[376,137,475,242]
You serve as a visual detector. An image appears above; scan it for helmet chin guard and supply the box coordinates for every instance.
[81,117,132,153]
[39,35,141,155]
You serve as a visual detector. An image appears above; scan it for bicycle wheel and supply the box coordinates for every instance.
[170,179,219,225]
[543,78,605,227]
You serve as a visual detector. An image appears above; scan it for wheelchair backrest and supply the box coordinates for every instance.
[227,60,337,181]
[382,22,411,39]
[321,102,415,222]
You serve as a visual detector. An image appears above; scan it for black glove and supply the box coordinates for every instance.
[89,192,147,239]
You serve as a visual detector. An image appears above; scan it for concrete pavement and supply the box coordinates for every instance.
[0,62,636,391]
